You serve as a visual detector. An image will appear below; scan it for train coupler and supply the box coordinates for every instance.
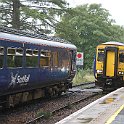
[106,79,112,85]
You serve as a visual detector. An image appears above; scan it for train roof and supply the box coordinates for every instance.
[102,41,124,46]
[0,27,77,50]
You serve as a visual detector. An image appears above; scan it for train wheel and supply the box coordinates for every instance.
[58,91,62,96]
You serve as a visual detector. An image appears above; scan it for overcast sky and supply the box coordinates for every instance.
[66,0,124,26]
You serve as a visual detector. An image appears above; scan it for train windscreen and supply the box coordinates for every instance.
[119,50,124,63]
[97,49,104,62]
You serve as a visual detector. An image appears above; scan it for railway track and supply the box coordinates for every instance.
[73,82,95,88]
[0,82,103,124]
[25,92,100,124]
[25,82,100,124]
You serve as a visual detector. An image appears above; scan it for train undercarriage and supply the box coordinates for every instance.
[95,76,124,91]
[0,82,71,108]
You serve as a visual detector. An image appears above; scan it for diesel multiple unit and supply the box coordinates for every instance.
[0,27,77,107]
[94,41,124,90]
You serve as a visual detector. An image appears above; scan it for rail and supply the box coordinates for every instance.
[25,82,99,124]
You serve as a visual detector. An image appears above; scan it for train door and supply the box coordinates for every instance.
[106,51,115,76]
[104,47,118,77]
[69,51,73,72]
[39,50,51,83]
[70,50,76,72]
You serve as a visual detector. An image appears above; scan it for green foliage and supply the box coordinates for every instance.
[73,69,95,85]
[0,0,68,33]
[55,4,124,68]
[66,102,73,109]
[36,111,52,119]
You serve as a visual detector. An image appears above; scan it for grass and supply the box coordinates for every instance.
[36,111,52,119]
[73,69,95,85]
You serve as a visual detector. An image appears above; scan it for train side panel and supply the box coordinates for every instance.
[0,40,74,96]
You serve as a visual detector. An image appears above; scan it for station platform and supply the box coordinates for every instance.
[56,87,124,124]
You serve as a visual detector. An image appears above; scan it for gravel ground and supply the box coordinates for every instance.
[37,94,103,124]
[0,91,103,124]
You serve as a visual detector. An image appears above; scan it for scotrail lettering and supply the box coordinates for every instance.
[9,72,30,87]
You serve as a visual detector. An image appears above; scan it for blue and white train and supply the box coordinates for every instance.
[0,27,77,107]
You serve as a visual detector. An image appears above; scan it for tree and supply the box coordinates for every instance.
[55,4,124,68]
[0,0,68,33]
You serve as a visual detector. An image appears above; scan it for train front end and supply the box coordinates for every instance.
[95,42,124,90]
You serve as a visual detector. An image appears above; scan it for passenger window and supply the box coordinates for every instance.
[0,47,4,68]
[119,51,124,63]
[33,50,38,56]
[7,47,23,67]
[52,52,58,67]
[40,51,51,67]
[26,49,38,67]
[15,48,23,67]
[7,48,16,67]
[97,49,104,62]
[60,51,70,68]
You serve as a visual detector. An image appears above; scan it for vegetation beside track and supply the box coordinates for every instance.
[73,69,95,85]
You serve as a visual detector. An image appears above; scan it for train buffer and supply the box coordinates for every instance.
[56,87,124,124]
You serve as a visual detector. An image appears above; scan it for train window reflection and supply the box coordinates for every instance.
[33,50,38,56]
[97,49,104,62]
[0,47,4,55]
[16,48,23,56]
[0,47,4,68]
[8,48,16,55]
[60,51,70,68]
[97,52,104,61]
[52,52,58,67]
[26,49,38,67]
[15,48,23,67]
[40,51,51,67]
[7,47,23,67]
[7,48,16,67]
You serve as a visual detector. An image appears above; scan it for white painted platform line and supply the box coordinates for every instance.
[55,87,124,124]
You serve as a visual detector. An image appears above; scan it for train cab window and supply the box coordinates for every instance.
[52,52,58,67]
[26,49,38,67]
[7,47,23,67]
[119,51,124,63]
[0,47,4,68]
[97,49,104,62]
[40,51,51,67]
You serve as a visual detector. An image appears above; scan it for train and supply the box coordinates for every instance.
[0,27,77,107]
[94,41,124,90]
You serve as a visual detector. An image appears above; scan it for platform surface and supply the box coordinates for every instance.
[56,87,124,124]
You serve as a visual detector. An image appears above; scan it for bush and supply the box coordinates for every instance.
[73,69,95,85]
[36,111,52,119]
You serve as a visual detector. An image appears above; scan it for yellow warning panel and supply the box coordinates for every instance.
[102,98,115,104]
[106,51,115,77]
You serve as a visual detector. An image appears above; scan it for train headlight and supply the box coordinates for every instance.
[118,71,124,75]
[96,70,103,73]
